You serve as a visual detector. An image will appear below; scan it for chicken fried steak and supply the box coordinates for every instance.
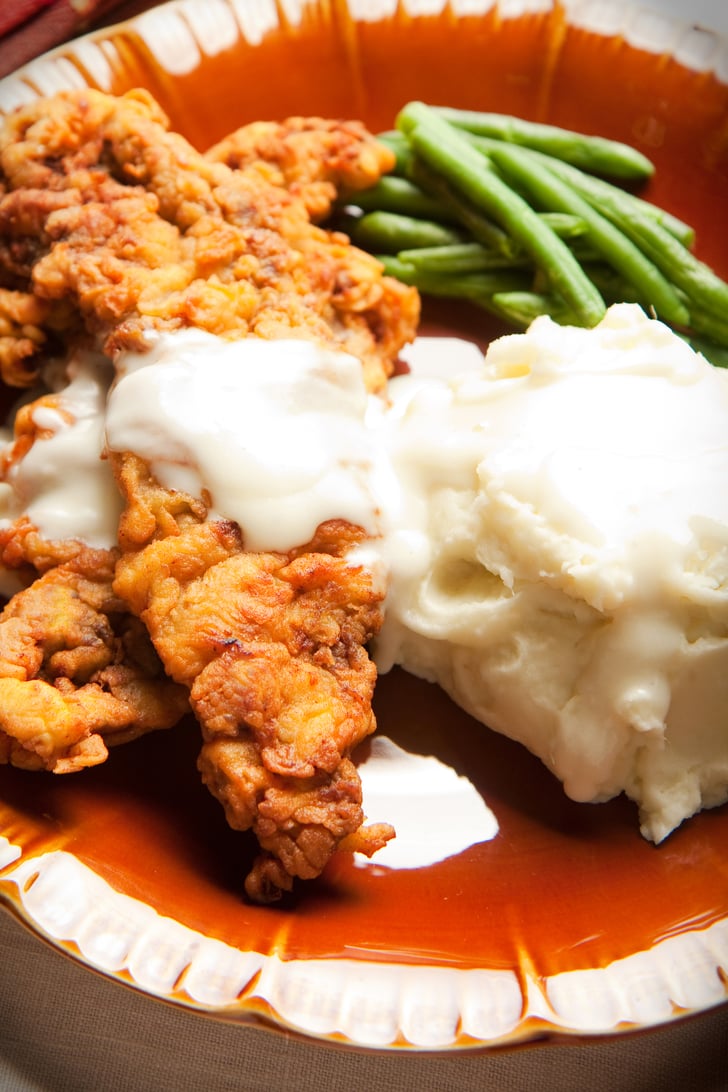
[0,377,188,772]
[0,89,418,898]
[112,457,394,902]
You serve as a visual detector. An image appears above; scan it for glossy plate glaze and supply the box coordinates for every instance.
[0,0,727,1052]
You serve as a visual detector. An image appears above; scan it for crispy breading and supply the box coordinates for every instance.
[0,364,188,771]
[0,288,67,388]
[0,89,414,899]
[0,89,418,392]
[0,472,187,778]
[205,115,394,221]
[0,553,188,773]
[112,454,393,902]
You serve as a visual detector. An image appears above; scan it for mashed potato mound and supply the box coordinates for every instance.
[376,304,728,842]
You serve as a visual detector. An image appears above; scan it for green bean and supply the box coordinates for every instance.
[396,103,606,326]
[624,215,728,320]
[581,264,643,303]
[685,302,728,347]
[398,242,529,274]
[347,210,464,253]
[408,155,516,256]
[432,107,655,181]
[341,176,459,222]
[377,254,531,302]
[539,213,589,239]
[358,103,726,359]
[487,142,689,326]
[378,255,416,277]
[500,145,697,247]
[585,275,728,348]
[490,291,580,327]
[684,336,728,369]
[348,184,589,278]
[396,217,585,275]
[568,242,603,264]
[375,129,412,173]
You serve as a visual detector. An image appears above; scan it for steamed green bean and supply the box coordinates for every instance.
[334,101,728,358]
[490,290,580,327]
[397,102,606,326]
[343,175,458,221]
[626,216,728,319]
[432,107,655,181]
[487,142,688,326]
[507,147,696,247]
[397,242,529,273]
[407,155,516,256]
[347,210,463,252]
[377,254,531,304]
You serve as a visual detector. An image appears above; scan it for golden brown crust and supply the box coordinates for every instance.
[0,288,61,388]
[0,557,188,773]
[0,89,418,392]
[205,115,395,221]
[0,355,188,772]
[0,88,410,897]
[112,453,393,901]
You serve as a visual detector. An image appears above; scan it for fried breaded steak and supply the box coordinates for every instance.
[0,88,418,391]
[0,89,417,899]
[0,554,189,773]
[0,376,189,772]
[112,455,393,903]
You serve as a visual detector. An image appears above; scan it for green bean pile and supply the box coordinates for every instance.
[334,102,728,367]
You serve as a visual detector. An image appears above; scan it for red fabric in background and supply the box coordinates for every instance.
[0,0,55,38]
[0,0,143,78]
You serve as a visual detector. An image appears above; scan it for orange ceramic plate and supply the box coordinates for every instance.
[0,0,727,1052]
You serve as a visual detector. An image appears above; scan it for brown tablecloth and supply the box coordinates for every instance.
[2,910,728,1092]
